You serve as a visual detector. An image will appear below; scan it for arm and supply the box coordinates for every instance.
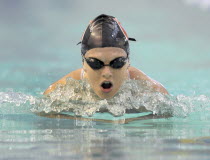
[43,68,82,95]
[129,66,169,94]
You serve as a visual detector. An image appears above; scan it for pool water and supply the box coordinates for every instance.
[1,0,210,160]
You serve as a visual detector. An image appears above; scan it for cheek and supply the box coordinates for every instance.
[113,69,128,80]
[87,70,101,83]
[84,64,99,80]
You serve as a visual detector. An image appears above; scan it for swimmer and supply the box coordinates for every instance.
[44,14,168,99]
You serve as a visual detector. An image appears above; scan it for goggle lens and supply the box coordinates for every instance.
[84,57,127,70]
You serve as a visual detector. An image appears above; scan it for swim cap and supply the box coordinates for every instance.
[78,14,136,56]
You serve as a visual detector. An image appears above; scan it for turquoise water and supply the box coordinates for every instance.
[1,0,210,160]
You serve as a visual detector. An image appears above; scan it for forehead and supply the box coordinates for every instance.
[85,47,127,58]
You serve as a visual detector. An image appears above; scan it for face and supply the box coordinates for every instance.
[83,47,130,99]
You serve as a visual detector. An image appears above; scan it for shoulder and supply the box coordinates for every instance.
[43,68,82,95]
[64,68,83,80]
[129,66,150,81]
[128,66,169,94]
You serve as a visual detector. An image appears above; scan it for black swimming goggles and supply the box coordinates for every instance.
[83,57,128,70]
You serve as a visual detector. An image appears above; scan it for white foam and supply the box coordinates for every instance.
[0,79,209,117]
[0,91,35,106]
[31,78,210,117]
[0,90,36,114]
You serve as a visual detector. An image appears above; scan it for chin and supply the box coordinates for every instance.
[98,95,113,100]
[92,84,120,100]
[96,91,116,100]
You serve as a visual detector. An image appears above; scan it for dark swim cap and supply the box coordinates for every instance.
[78,14,136,56]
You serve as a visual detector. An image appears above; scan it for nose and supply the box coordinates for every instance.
[101,66,112,79]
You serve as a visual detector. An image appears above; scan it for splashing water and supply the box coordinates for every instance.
[29,78,210,118]
[0,78,209,118]
[0,91,35,106]
[0,90,36,114]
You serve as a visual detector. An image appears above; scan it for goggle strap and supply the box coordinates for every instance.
[77,41,81,45]
[128,37,136,41]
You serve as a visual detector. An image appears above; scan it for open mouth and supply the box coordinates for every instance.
[101,81,113,92]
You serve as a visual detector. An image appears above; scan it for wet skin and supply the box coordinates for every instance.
[44,47,168,97]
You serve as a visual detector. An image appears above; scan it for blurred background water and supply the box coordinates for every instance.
[0,0,210,160]
[0,0,209,96]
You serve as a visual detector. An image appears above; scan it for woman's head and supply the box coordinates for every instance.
[79,14,135,99]
[83,47,130,99]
